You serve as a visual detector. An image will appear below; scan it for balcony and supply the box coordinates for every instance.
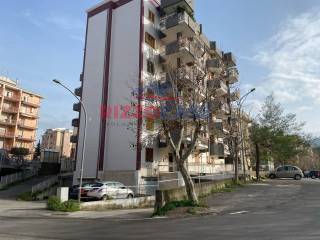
[210,121,230,138]
[206,58,222,74]
[18,121,37,130]
[0,131,14,139]
[208,100,230,116]
[230,90,240,102]
[21,100,40,108]
[209,41,223,59]
[70,135,78,144]
[73,102,81,112]
[227,68,239,84]
[144,44,158,62]
[160,11,200,44]
[72,118,79,127]
[74,86,82,97]
[210,142,225,157]
[223,52,236,67]
[80,73,84,82]
[207,80,228,97]
[2,106,19,114]
[4,95,20,102]
[19,111,38,119]
[15,135,35,142]
[0,119,16,126]
[161,0,194,15]
[162,38,204,64]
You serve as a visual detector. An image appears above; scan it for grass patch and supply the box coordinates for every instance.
[153,200,198,216]
[17,191,34,201]
[47,196,80,212]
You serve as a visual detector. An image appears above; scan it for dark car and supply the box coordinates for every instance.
[309,170,320,179]
[69,183,96,199]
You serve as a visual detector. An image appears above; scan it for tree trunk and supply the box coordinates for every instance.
[177,161,199,204]
[255,143,260,181]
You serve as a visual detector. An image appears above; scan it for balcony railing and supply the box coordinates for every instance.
[21,100,40,108]
[0,119,16,126]
[2,106,19,114]
[70,135,78,143]
[208,100,230,114]
[227,68,239,84]
[0,131,15,139]
[74,86,82,97]
[73,102,81,112]
[18,121,37,130]
[207,80,228,97]
[71,118,79,127]
[4,95,20,102]
[164,37,204,60]
[19,111,38,118]
[160,11,200,35]
[15,135,35,142]
[206,58,222,74]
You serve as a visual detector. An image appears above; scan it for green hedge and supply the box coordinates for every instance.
[47,196,80,212]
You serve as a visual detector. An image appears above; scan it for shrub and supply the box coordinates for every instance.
[47,196,80,212]
[47,196,62,211]
[17,192,34,201]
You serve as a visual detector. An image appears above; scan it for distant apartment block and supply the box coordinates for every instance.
[41,128,73,158]
[0,76,42,159]
[72,0,240,186]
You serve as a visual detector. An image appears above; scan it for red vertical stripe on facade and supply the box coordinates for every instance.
[136,0,144,170]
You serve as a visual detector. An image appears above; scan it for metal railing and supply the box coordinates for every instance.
[160,11,200,34]
[0,169,37,189]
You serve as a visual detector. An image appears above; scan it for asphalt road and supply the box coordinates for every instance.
[0,179,319,240]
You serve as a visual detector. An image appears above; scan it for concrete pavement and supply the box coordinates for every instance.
[0,179,319,239]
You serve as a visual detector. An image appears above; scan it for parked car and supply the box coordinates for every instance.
[309,170,320,179]
[303,170,310,178]
[87,181,134,200]
[269,165,304,180]
[69,182,96,199]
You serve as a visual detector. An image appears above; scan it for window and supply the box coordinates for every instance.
[5,91,12,97]
[145,148,154,162]
[147,60,155,75]
[277,167,284,172]
[145,32,155,49]
[23,96,28,102]
[146,118,154,131]
[148,10,155,24]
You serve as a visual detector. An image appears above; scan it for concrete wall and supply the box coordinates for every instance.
[155,178,233,210]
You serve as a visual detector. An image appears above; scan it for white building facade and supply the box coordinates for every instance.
[72,0,239,187]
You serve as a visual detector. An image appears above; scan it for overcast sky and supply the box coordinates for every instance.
[0,0,319,138]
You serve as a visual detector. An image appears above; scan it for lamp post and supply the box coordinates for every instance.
[238,88,255,182]
[52,79,87,203]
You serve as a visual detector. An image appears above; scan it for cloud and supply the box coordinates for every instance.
[254,9,320,104]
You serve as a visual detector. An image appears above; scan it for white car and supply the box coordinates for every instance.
[87,181,134,200]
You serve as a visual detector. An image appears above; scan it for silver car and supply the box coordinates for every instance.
[269,165,304,180]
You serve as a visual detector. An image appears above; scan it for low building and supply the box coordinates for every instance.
[41,128,73,158]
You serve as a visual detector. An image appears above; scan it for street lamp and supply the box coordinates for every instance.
[52,79,87,203]
[238,88,255,181]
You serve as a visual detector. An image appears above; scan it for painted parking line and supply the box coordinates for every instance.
[229,211,248,215]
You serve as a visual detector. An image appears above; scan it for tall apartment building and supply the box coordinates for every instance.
[0,76,42,159]
[41,128,73,158]
[72,0,239,186]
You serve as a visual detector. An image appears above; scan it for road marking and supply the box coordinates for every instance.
[229,211,248,215]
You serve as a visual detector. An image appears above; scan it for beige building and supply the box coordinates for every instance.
[0,76,42,159]
[41,128,73,158]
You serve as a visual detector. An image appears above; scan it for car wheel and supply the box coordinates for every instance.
[312,175,316,179]
[127,194,134,199]
[102,195,108,201]
[269,174,276,179]
[294,174,302,180]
